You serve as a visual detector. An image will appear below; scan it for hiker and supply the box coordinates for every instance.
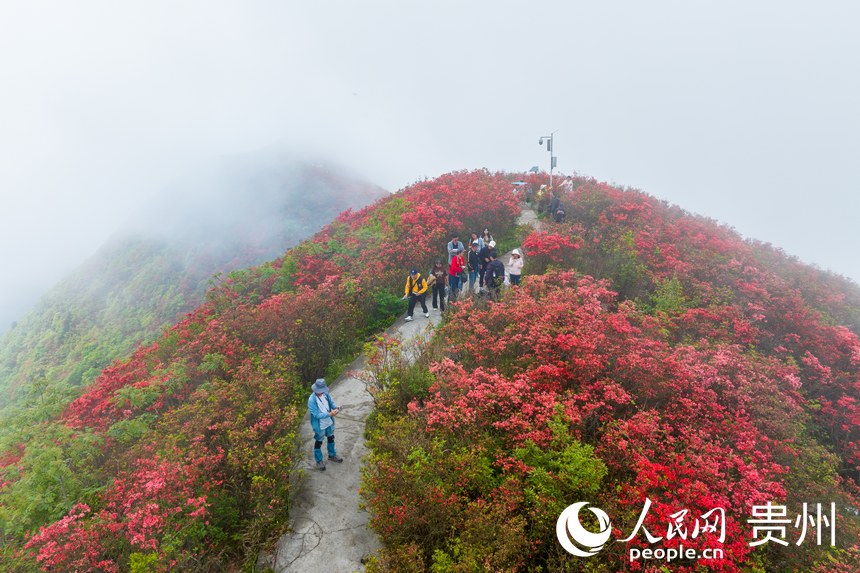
[403,268,429,321]
[467,240,481,293]
[478,239,497,290]
[470,232,484,250]
[447,234,466,264]
[484,252,506,300]
[449,249,466,301]
[308,378,343,471]
[507,249,524,286]
[430,260,448,311]
[481,228,494,246]
[535,185,547,213]
[549,192,561,217]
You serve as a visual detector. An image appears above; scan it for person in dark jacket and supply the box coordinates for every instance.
[430,260,448,311]
[484,252,505,300]
[467,240,481,293]
[549,192,561,217]
[478,240,497,289]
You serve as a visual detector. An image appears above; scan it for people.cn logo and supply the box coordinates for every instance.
[556,502,613,557]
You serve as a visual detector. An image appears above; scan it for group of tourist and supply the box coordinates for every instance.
[402,228,524,321]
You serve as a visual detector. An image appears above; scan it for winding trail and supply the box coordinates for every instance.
[265,204,538,573]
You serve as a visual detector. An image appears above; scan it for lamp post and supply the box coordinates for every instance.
[538,131,557,188]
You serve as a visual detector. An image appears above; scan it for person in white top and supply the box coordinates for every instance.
[507,249,524,286]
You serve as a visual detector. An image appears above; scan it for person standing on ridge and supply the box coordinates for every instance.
[308,378,343,471]
[507,249,524,286]
[484,252,505,300]
[403,268,429,321]
[481,228,494,246]
[467,240,481,293]
[430,260,448,311]
[449,249,466,301]
[470,232,484,251]
[477,240,492,290]
[549,192,561,218]
[447,234,465,264]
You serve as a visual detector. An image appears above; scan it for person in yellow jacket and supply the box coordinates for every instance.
[403,268,429,321]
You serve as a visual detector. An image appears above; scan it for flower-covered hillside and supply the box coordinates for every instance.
[363,178,860,573]
[0,170,520,572]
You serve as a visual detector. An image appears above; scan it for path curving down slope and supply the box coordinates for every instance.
[266,204,538,572]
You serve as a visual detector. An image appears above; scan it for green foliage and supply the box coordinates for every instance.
[368,289,406,332]
[648,275,689,314]
[128,552,159,573]
[0,424,104,538]
[514,409,607,540]
[494,222,532,256]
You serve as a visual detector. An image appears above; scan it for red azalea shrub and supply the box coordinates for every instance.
[364,268,860,571]
[545,181,860,482]
[10,170,521,570]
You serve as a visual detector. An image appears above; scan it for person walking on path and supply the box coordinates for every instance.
[467,240,481,293]
[447,234,466,264]
[430,260,448,311]
[448,250,466,301]
[308,378,344,471]
[478,239,496,289]
[507,248,524,286]
[484,252,506,300]
[403,268,429,321]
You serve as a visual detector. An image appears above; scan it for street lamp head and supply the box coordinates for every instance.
[538,137,544,145]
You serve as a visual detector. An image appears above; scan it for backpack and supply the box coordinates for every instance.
[487,260,505,287]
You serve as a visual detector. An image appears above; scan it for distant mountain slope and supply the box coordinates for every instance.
[0,158,386,408]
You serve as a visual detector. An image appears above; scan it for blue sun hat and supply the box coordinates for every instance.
[311,378,328,394]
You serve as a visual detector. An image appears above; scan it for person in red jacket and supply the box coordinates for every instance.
[448,250,466,301]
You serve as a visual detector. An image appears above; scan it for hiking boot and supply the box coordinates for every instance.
[315,461,326,471]
[424,312,430,318]
[405,316,413,322]
[329,455,344,463]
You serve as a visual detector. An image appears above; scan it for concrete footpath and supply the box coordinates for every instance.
[264,205,537,572]
[262,315,440,572]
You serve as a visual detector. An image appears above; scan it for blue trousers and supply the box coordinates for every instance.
[313,425,337,463]
[449,274,461,298]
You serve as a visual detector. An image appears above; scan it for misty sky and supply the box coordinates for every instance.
[1,1,858,329]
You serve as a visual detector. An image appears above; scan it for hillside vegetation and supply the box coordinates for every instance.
[2,170,858,572]
[0,170,519,571]
[0,162,385,410]
[361,178,860,572]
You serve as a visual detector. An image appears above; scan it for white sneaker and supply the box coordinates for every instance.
[424,312,430,318]
[405,316,413,322]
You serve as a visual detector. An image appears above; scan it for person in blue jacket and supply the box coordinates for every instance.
[308,378,344,470]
